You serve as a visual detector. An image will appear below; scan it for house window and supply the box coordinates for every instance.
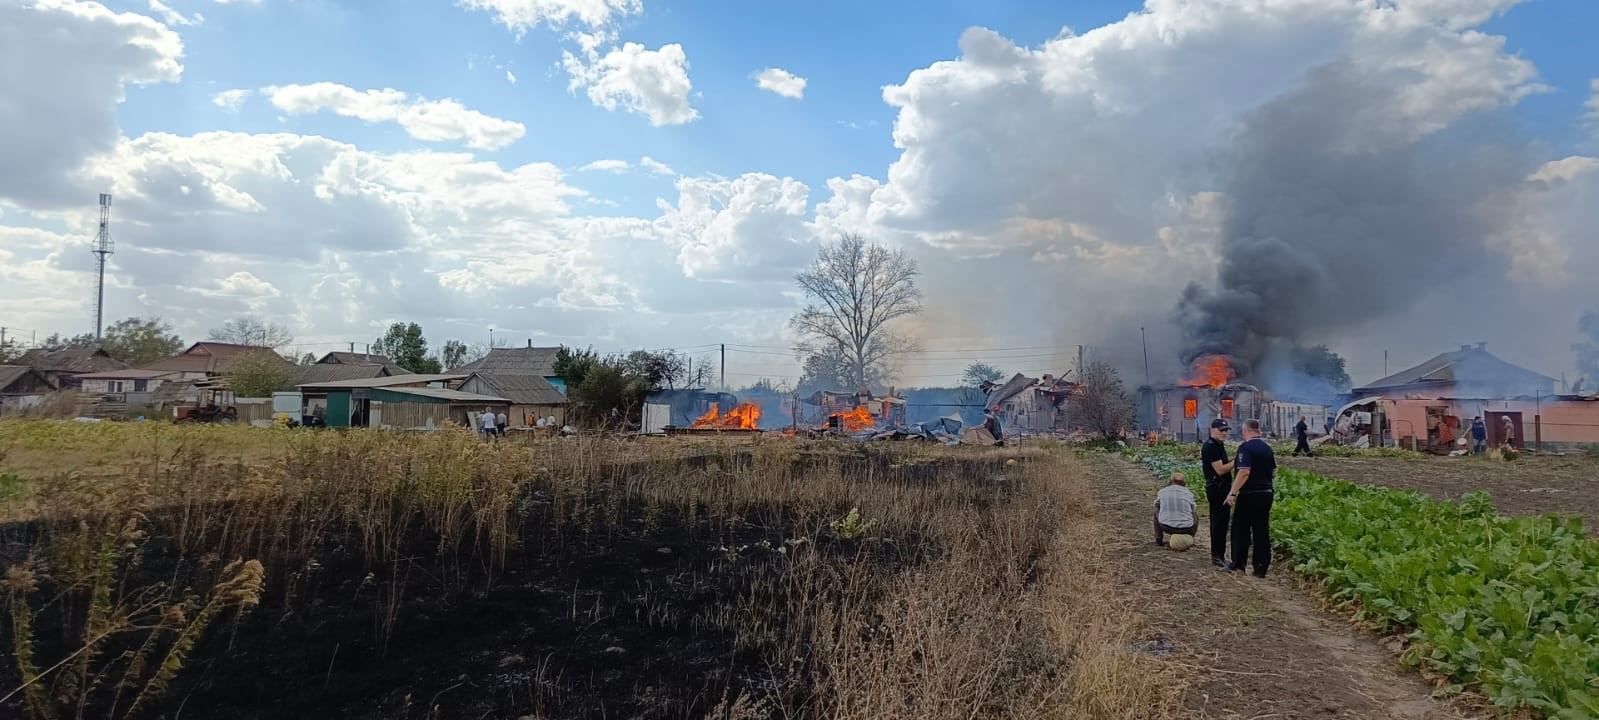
[1220,398,1235,419]
[107,380,124,393]
[1183,399,1198,419]
[133,379,148,392]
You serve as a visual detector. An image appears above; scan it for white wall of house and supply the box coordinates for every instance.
[81,377,168,395]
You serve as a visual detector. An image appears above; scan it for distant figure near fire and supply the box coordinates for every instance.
[1293,416,1312,456]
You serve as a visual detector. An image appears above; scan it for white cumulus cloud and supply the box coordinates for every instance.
[563,42,698,126]
[212,88,252,111]
[457,0,641,34]
[264,82,526,150]
[754,67,806,99]
[639,156,673,175]
[148,0,202,26]
[580,159,630,172]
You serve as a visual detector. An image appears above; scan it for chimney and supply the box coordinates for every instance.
[527,339,531,348]
[1459,344,1472,352]
[1476,342,1487,351]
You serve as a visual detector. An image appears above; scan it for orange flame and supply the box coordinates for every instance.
[829,406,876,432]
[691,402,762,430]
[1179,355,1236,388]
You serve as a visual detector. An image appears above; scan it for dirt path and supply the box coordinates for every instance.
[1282,454,1599,534]
[1081,454,1480,719]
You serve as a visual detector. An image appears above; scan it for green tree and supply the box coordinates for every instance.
[961,362,1006,388]
[373,323,442,373]
[228,350,295,397]
[441,340,470,370]
[790,234,923,388]
[299,352,317,366]
[1291,345,1352,391]
[39,332,97,350]
[102,317,184,365]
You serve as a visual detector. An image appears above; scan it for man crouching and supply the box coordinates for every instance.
[1155,471,1198,549]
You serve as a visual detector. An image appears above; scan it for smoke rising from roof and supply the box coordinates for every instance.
[1176,61,1529,381]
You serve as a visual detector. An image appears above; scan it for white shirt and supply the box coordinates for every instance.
[535,418,547,427]
[481,412,496,430]
[1156,485,1197,527]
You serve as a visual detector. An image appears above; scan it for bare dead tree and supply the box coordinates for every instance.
[790,234,922,388]
[1069,361,1136,441]
[208,316,293,349]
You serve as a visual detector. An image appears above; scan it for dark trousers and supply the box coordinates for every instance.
[1294,436,1312,456]
[1206,484,1231,562]
[1230,493,1273,576]
[1154,513,1197,543]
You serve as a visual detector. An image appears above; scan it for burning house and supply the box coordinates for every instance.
[1141,355,1326,442]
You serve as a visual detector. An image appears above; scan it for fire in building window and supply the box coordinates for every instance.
[1221,398,1235,419]
[1183,398,1198,419]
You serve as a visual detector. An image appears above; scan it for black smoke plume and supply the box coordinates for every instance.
[1176,61,1525,383]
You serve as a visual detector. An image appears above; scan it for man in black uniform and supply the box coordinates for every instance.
[1200,419,1235,567]
[1223,418,1277,577]
[1293,415,1313,456]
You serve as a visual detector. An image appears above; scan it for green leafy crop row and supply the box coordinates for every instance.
[1128,443,1599,717]
[1274,471,1599,718]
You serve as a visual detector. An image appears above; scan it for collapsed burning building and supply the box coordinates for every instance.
[980,373,1081,436]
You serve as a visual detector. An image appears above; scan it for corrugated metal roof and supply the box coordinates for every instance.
[467,372,566,405]
[298,373,467,390]
[1355,347,1556,392]
[456,347,560,376]
[384,386,509,403]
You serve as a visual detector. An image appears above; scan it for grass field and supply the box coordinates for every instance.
[0,420,1175,719]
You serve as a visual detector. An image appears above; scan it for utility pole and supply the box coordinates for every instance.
[720,343,726,390]
[92,193,114,341]
[1077,345,1085,377]
[1140,327,1150,388]
[1384,350,1388,377]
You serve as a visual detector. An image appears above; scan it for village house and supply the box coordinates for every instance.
[314,351,410,376]
[1352,343,1556,399]
[1340,343,1596,452]
[17,346,128,389]
[456,345,567,395]
[296,374,508,429]
[0,365,53,415]
[457,372,566,428]
[74,368,183,405]
[140,342,291,380]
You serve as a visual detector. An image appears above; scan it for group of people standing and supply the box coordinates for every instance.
[1155,418,1279,576]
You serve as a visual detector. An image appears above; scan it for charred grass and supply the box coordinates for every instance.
[0,424,1174,719]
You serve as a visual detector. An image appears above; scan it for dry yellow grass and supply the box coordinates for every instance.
[0,420,1177,718]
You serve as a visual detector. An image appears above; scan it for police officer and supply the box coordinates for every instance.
[1200,418,1235,567]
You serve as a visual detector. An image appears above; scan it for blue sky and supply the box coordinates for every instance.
[3,0,1597,386]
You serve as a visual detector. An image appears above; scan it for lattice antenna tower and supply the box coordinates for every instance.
[93,193,114,341]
